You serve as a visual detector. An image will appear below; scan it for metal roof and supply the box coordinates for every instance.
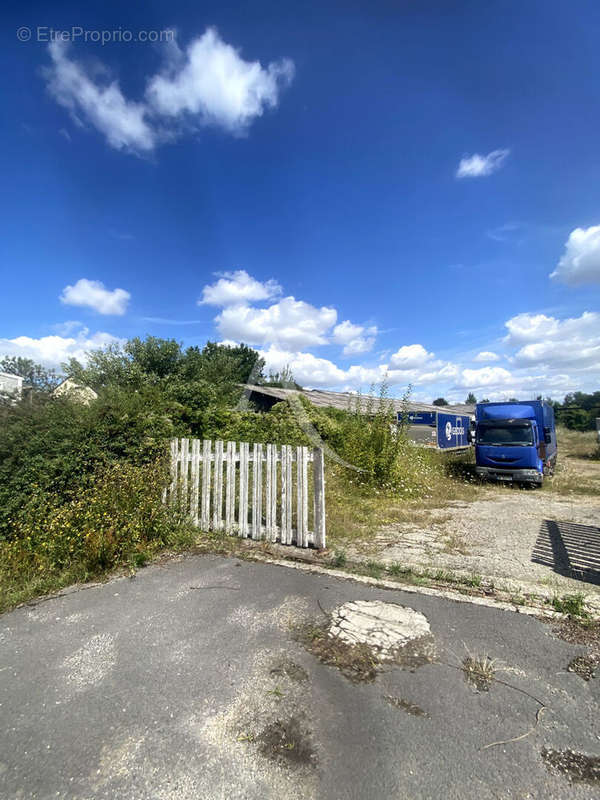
[242,384,475,417]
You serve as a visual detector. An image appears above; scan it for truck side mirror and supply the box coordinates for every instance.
[544,433,551,444]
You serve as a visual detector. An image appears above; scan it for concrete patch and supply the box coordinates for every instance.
[62,633,116,692]
[226,595,311,633]
[185,649,318,799]
[329,600,430,658]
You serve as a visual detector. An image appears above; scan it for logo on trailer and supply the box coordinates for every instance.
[446,418,465,440]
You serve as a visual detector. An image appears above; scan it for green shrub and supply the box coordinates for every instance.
[551,592,587,617]
[0,389,174,540]
[3,460,176,577]
[333,384,405,489]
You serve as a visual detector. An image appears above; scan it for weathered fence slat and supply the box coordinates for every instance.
[225,440,235,533]
[168,438,325,549]
[313,446,326,548]
[239,442,249,537]
[213,440,224,531]
[201,439,211,530]
[265,443,273,540]
[252,443,262,539]
[191,438,200,524]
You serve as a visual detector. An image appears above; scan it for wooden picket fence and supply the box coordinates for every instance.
[167,438,326,549]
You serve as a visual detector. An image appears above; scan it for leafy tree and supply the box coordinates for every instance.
[465,392,477,404]
[433,397,449,406]
[190,341,264,388]
[0,356,59,391]
[64,337,265,402]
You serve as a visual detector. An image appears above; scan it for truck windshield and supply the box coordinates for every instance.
[477,424,534,446]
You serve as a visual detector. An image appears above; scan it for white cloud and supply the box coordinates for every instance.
[474,351,500,362]
[259,345,346,387]
[45,41,155,153]
[504,310,599,347]
[459,366,513,387]
[507,310,600,370]
[146,27,294,133]
[332,320,377,355]
[456,148,510,178]
[44,29,294,155]
[550,225,600,285]
[0,329,122,368]
[389,344,434,370]
[217,297,337,350]
[60,279,131,315]
[199,270,281,306]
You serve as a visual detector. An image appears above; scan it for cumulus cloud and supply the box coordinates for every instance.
[146,28,294,132]
[258,345,346,387]
[0,328,122,368]
[216,297,337,350]
[60,278,131,315]
[198,270,281,307]
[459,366,513,387]
[474,351,500,362]
[332,320,377,355]
[507,311,600,370]
[456,148,510,178]
[550,225,600,286]
[45,41,155,152]
[504,310,599,347]
[44,29,294,155]
[389,344,434,370]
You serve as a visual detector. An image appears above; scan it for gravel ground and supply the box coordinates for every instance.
[349,488,600,603]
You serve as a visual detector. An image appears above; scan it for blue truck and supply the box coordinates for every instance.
[474,400,557,487]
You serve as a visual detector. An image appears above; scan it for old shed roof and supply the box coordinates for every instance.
[242,384,475,417]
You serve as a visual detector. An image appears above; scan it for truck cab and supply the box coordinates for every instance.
[474,401,557,487]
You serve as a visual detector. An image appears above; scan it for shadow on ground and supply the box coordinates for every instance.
[532,520,600,585]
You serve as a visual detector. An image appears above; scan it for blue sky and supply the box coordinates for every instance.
[1,0,599,402]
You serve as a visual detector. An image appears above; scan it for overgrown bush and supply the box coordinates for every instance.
[332,384,408,490]
[2,460,180,582]
[0,388,176,540]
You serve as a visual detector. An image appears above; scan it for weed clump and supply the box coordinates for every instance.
[462,654,496,691]
[551,592,587,618]
[293,621,381,683]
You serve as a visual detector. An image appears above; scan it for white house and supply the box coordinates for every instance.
[51,378,98,405]
[0,371,23,400]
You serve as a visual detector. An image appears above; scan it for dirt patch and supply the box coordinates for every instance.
[383,695,429,717]
[551,618,600,648]
[547,618,600,679]
[567,654,598,681]
[294,621,381,683]
[269,659,309,683]
[462,655,495,692]
[293,619,435,683]
[256,717,317,769]
[542,748,600,784]
[391,635,436,672]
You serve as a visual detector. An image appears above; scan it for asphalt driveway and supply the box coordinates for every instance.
[0,555,598,799]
